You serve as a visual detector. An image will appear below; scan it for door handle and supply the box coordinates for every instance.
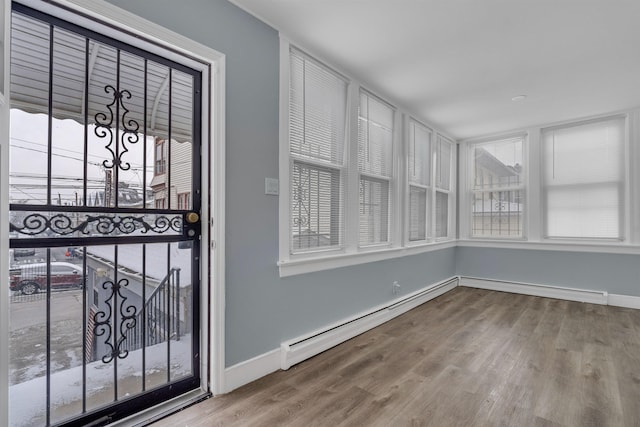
[185,212,200,224]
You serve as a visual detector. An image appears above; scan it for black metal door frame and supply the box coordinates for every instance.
[8,3,203,426]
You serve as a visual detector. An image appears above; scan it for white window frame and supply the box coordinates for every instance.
[278,37,456,277]
[1,3,227,424]
[405,117,433,245]
[434,135,456,241]
[0,1,10,424]
[467,135,527,240]
[541,115,627,242]
[287,46,349,255]
[458,110,640,256]
[357,88,397,249]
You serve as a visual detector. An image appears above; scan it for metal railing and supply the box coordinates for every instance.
[122,268,182,353]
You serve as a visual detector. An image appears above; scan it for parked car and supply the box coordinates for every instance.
[9,262,84,295]
[13,248,36,258]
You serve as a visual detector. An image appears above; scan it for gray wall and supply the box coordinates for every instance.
[456,247,640,297]
[105,0,457,366]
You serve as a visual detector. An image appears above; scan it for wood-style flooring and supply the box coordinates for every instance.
[153,287,640,427]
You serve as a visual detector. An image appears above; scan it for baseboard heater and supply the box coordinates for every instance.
[280,277,459,370]
[458,276,609,305]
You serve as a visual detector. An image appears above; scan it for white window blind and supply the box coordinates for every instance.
[289,48,347,252]
[358,90,394,246]
[471,137,524,238]
[408,119,431,242]
[435,136,453,238]
[542,117,624,240]
[409,186,427,241]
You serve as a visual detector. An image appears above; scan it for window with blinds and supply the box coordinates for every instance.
[471,137,524,238]
[358,90,394,246]
[435,136,452,238]
[408,119,431,242]
[289,48,347,253]
[542,116,625,239]
[281,42,458,271]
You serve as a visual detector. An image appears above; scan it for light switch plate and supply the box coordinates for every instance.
[265,178,279,195]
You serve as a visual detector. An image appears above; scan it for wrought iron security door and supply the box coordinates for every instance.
[8,4,202,426]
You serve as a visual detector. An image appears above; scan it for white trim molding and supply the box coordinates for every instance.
[279,240,456,277]
[457,238,640,256]
[608,294,640,310]
[223,349,281,394]
[0,2,10,426]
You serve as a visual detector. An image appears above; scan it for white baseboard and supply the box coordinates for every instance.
[280,276,459,370]
[460,276,640,309]
[223,348,280,393]
[608,293,640,309]
[459,276,608,305]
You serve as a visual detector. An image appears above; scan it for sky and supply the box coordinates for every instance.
[9,109,154,206]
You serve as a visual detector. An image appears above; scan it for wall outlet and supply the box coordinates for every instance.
[392,281,401,295]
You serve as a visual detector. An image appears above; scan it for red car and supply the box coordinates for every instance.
[10,262,84,295]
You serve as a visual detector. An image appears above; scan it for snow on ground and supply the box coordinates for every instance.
[9,336,192,427]
[87,242,192,286]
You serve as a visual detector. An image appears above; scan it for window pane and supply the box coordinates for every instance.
[290,161,342,252]
[472,190,523,238]
[409,186,427,241]
[358,91,394,177]
[471,137,524,238]
[289,48,347,165]
[10,15,50,205]
[359,177,390,245]
[408,120,431,186]
[543,117,624,239]
[169,70,194,211]
[473,138,523,189]
[543,118,623,185]
[436,136,452,191]
[435,191,448,238]
[546,184,620,239]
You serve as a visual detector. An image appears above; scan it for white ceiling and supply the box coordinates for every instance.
[231,0,640,140]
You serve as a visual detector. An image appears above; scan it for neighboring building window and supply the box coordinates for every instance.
[471,136,524,238]
[435,136,453,238]
[155,198,165,209]
[155,138,166,175]
[407,119,431,242]
[177,192,191,210]
[288,47,347,253]
[358,90,395,246]
[542,116,624,239]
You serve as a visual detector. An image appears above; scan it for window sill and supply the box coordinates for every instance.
[278,239,457,277]
[457,239,640,255]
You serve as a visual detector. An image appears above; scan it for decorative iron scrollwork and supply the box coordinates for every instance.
[494,201,507,211]
[292,163,310,227]
[10,212,182,237]
[95,85,140,171]
[94,278,137,363]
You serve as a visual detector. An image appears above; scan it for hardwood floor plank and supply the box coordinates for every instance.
[579,344,623,427]
[153,288,640,427]
[611,342,640,426]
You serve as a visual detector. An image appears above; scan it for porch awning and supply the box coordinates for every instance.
[10,12,195,142]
